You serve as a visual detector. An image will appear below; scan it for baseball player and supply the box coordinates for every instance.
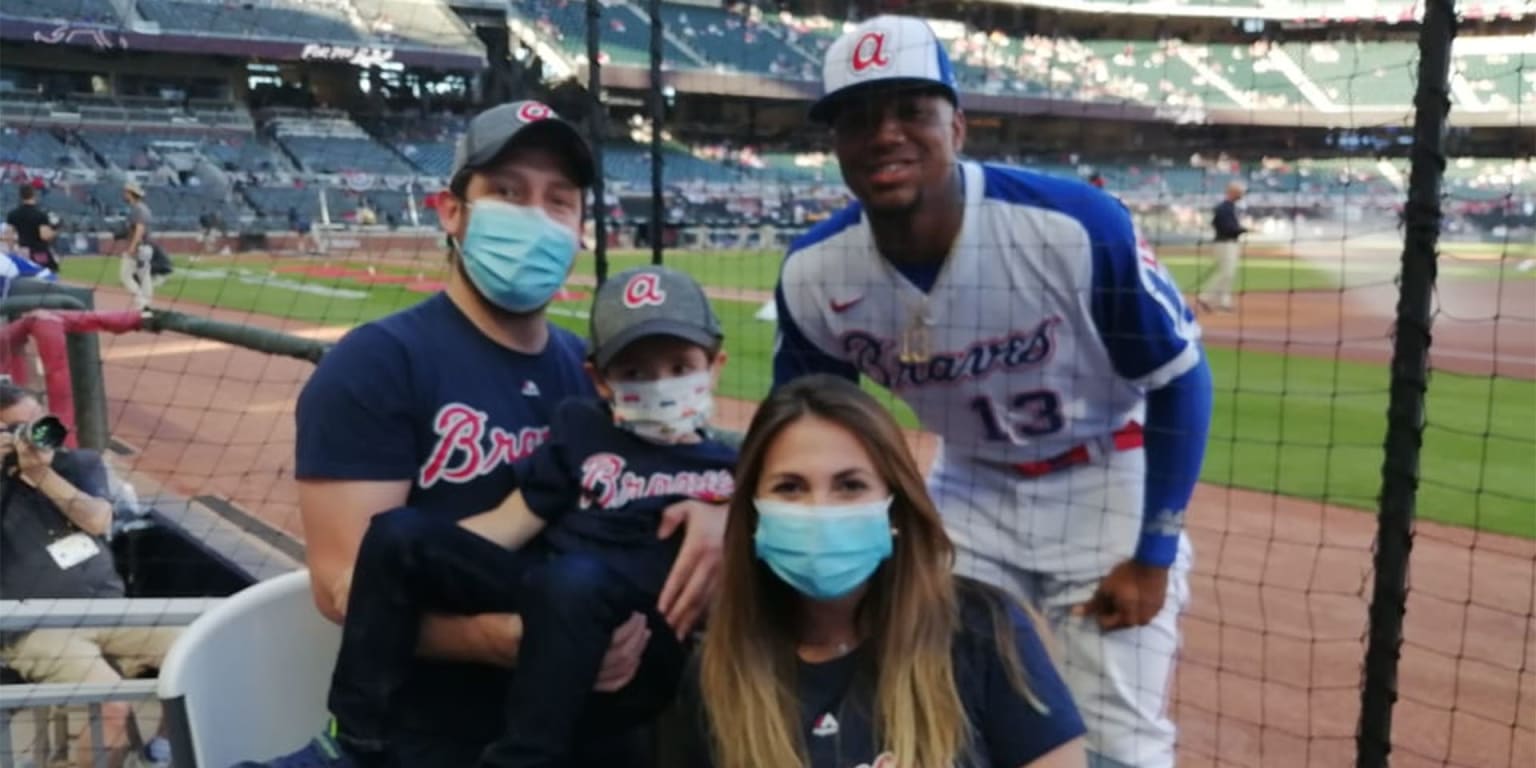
[772,16,1214,768]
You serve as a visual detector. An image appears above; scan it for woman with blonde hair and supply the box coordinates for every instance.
[678,374,1087,767]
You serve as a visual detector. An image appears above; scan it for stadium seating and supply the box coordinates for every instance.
[398,141,454,177]
[2,0,119,24]
[0,127,81,170]
[352,0,479,50]
[134,0,365,43]
[1284,41,1420,108]
[1456,51,1536,108]
[659,3,813,76]
[242,185,325,226]
[509,0,697,68]
[271,116,415,176]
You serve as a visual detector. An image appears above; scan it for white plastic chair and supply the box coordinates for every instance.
[156,569,341,768]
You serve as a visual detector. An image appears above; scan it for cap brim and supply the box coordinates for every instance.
[463,118,597,188]
[809,79,958,123]
[593,319,722,369]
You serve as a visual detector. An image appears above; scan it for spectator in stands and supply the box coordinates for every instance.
[5,184,61,273]
[1198,181,1248,312]
[120,181,155,311]
[675,375,1087,768]
[260,101,729,767]
[0,383,174,768]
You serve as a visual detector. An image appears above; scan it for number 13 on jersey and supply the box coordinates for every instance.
[969,390,1065,443]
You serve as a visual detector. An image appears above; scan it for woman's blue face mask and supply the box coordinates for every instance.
[457,199,579,313]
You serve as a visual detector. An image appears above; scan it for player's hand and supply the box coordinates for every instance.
[656,498,729,640]
[1074,560,1169,631]
[594,612,649,692]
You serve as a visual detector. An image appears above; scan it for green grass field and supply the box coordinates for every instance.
[63,252,1535,537]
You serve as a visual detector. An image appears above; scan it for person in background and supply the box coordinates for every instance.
[120,181,155,310]
[0,383,173,768]
[1197,181,1248,313]
[5,184,60,272]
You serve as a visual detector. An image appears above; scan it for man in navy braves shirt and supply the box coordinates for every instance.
[289,265,735,768]
[274,103,729,766]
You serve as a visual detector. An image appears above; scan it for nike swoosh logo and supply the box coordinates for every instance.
[830,297,863,313]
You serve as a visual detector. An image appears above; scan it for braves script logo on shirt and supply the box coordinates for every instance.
[841,317,1060,390]
[579,453,734,510]
[623,273,666,308]
[419,403,550,488]
[850,32,890,73]
[517,101,554,122]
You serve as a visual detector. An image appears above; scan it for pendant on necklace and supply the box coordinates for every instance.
[899,304,934,364]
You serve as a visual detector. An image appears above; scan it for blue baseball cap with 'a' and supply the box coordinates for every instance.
[809,15,959,124]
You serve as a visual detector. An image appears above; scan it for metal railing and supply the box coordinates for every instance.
[0,598,220,768]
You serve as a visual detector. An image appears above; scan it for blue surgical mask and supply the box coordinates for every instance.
[458,199,578,313]
[754,497,894,601]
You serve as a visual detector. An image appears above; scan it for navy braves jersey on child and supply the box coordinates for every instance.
[514,397,737,594]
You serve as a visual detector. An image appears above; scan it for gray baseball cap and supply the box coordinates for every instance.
[590,266,723,369]
[451,100,596,189]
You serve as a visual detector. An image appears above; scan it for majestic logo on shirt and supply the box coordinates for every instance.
[419,403,550,488]
[521,380,541,397]
[855,754,896,768]
[622,273,666,308]
[840,317,1060,390]
[811,713,839,737]
[850,32,890,73]
[578,452,734,510]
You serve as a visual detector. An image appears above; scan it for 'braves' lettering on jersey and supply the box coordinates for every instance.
[516,398,738,593]
[841,316,1059,390]
[775,161,1202,465]
[419,403,552,488]
[578,452,734,510]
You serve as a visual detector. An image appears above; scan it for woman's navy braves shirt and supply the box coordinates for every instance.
[677,581,1085,767]
[295,292,592,738]
[514,398,737,596]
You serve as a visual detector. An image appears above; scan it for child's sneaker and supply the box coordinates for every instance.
[229,728,355,768]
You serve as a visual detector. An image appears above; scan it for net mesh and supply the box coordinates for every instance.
[0,0,1531,765]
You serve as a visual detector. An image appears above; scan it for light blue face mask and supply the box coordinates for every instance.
[754,497,894,601]
[458,199,579,313]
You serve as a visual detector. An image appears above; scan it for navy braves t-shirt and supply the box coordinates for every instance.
[675,581,1085,767]
[514,398,736,596]
[295,292,593,739]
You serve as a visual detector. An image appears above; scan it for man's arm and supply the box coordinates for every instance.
[3,435,113,536]
[298,478,525,666]
[30,467,113,537]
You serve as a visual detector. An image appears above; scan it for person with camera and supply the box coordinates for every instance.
[0,383,175,768]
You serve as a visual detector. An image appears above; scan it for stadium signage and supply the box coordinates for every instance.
[300,44,395,68]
